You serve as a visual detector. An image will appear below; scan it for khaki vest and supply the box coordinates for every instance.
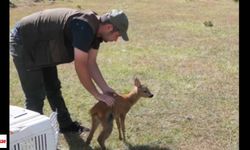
[18,8,100,70]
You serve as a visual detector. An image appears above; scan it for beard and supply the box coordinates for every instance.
[101,31,114,42]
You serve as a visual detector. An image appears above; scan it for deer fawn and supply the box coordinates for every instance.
[86,78,154,150]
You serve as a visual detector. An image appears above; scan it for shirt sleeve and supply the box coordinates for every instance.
[91,37,103,49]
[69,19,94,53]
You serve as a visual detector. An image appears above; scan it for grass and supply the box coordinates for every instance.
[10,0,239,150]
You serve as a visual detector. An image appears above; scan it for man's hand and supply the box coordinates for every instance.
[95,93,115,107]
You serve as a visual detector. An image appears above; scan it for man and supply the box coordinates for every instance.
[10,8,129,133]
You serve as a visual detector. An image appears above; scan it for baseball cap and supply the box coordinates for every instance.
[101,9,129,41]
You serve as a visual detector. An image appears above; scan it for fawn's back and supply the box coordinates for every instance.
[90,94,131,119]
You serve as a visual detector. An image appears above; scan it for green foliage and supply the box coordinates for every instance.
[76,4,81,10]
[204,21,213,27]
[9,1,17,8]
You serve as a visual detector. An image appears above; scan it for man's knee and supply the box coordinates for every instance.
[25,91,46,114]
[25,100,44,114]
[45,80,62,97]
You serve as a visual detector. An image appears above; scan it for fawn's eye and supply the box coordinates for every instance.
[143,90,148,93]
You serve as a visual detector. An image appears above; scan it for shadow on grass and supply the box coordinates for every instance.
[62,133,171,150]
[92,148,112,150]
[124,141,172,150]
[63,133,93,150]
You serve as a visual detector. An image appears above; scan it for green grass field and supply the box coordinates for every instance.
[10,0,239,150]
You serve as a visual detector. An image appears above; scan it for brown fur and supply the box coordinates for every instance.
[86,78,153,150]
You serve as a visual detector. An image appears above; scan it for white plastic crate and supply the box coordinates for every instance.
[10,105,59,150]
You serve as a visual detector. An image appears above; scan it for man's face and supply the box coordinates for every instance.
[101,24,121,42]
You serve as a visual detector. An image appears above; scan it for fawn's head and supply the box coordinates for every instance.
[134,78,154,98]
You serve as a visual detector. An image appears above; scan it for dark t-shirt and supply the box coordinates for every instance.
[69,19,103,52]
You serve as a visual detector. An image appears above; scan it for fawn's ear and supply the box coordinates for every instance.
[134,78,141,87]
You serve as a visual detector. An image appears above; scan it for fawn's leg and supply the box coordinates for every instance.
[115,117,122,140]
[120,114,126,141]
[86,115,100,145]
[97,113,113,150]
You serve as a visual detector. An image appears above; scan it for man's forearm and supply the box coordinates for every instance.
[75,61,101,98]
[88,61,109,92]
[74,48,101,98]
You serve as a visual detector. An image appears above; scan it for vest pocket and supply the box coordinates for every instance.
[24,36,74,70]
[32,40,53,66]
[29,38,73,69]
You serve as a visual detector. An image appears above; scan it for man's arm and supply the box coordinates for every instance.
[74,48,114,106]
[87,48,116,94]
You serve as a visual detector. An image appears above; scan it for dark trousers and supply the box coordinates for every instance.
[10,32,73,128]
